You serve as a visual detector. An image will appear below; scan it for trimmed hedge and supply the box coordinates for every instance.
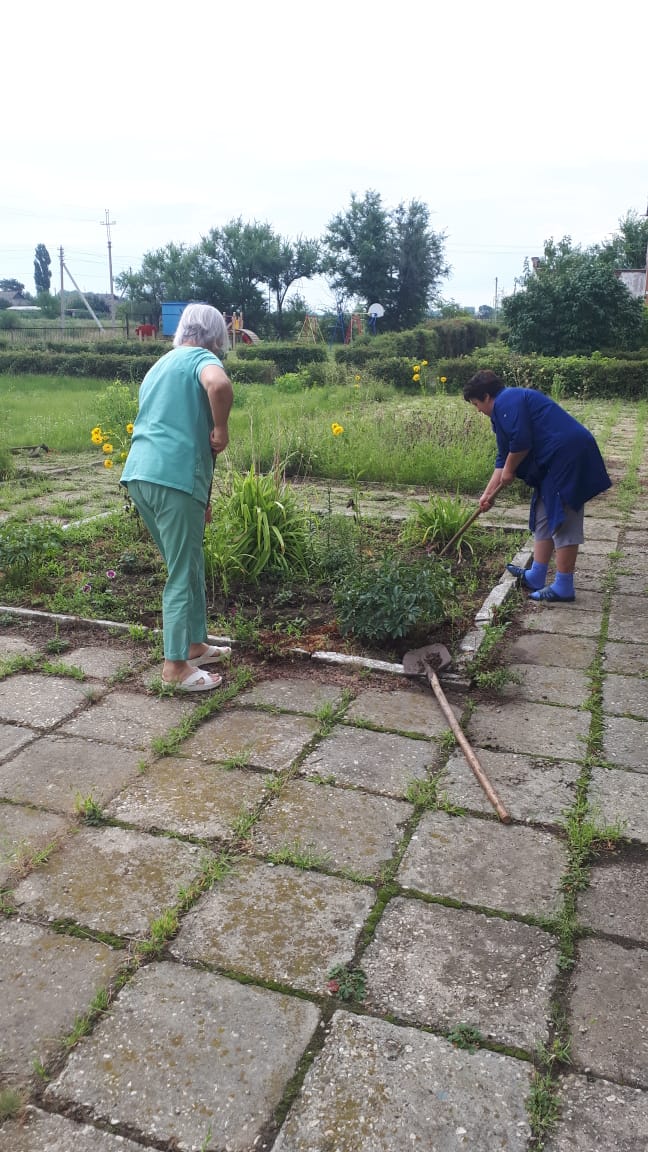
[435,349,648,400]
[233,342,328,372]
[333,320,495,368]
[0,351,157,380]
[226,358,277,385]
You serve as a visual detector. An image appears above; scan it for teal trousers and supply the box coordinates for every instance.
[126,480,207,660]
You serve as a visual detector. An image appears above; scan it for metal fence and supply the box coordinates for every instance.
[1,325,129,344]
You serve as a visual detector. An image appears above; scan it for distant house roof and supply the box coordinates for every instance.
[7,305,41,311]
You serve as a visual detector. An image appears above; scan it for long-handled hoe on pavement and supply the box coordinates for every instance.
[402,643,511,824]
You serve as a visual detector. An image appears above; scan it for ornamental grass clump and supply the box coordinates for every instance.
[204,466,312,591]
[401,494,479,558]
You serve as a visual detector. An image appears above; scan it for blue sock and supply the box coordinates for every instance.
[525,561,548,590]
[552,571,575,598]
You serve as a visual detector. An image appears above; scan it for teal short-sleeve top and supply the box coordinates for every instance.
[121,345,223,505]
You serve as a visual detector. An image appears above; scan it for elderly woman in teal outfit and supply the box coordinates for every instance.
[464,370,611,603]
[121,303,234,691]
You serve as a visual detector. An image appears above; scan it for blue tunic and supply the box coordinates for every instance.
[491,388,611,533]
[121,345,223,506]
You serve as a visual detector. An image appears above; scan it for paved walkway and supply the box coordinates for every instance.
[0,413,647,1151]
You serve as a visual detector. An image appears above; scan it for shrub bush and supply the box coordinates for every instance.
[435,348,648,400]
[333,553,455,645]
[234,342,328,373]
[227,358,277,385]
[0,351,157,380]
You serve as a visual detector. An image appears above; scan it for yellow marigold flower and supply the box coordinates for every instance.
[120,451,128,461]
[331,422,344,436]
[440,376,447,384]
[422,360,428,367]
[104,458,114,469]
[91,426,102,436]
[413,373,420,383]
[413,364,420,373]
[102,442,114,454]
[91,431,103,444]
[354,374,361,382]
[126,423,134,435]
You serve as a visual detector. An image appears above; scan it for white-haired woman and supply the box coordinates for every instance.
[121,303,234,691]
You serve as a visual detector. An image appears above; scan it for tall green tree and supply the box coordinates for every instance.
[265,235,320,337]
[321,190,393,313]
[116,243,216,323]
[34,244,51,295]
[502,237,644,355]
[200,219,277,330]
[321,190,448,328]
[391,199,449,328]
[597,209,648,270]
[0,278,25,295]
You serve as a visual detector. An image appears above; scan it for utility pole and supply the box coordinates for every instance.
[494,276,499,318]
[100,208,116,321]
[59,246,65,329]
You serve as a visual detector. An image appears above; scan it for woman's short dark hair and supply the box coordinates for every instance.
[463,370,505,402]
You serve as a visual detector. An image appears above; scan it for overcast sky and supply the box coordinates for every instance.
[2,0,646,313]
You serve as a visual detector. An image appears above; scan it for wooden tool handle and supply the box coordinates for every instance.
[429,669,511,823]
[439,482,504,559]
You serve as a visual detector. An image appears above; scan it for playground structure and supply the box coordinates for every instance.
[227,309,259,348]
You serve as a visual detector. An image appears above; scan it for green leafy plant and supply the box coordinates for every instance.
[400,494,477,557]
[207,466,312,588]
[326,963,367,1001]
[0,521,64,584]
[333,553,455,644]
[73,793,104,825]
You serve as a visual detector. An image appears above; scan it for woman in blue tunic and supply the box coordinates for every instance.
[121,304,234,690]
[463,370,611,602]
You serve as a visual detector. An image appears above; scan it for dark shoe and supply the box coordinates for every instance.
[529,586,575,603]
[506,563,528,579]
[506,563,534,591]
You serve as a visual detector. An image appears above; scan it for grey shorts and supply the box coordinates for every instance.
[534,498,585,547]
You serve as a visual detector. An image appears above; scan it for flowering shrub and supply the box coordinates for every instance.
[91,380,138,469]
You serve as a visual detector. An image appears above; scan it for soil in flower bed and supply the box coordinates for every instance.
[0,513,526,665]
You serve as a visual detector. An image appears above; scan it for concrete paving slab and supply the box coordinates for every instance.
[505,632,598,670]
[273,1011,533,1152]
[603,640,648,676]
[578,856,648,944]
[440,749,580,825]
[0,802,69,887]
[59,689,193,749]
[251,779,412,879]
[583,521,621,541]
[105,756,271,840]
[363,897,558,1050]
[608,595,648,644]
[580,538,618,556]
[467,700,590,761]
[615,573,648,595]
[522,606,603,638]
[12,825,211,937]
[344,683,460,737]
[170,857,375,994]
[501,663,590,707]
[602,671,648,718]
[300,725,439,796]
[236,676,348,713]
[58,645,137,680]
[602,715,648,772]
[0,674,92,730]
[0,919,123,1087]
[0,1107,150,1151]
[569,937,648,1086]
[0,721,34,763]
[177,705,319,773]
[397,810,567,917]
[45,962,319,1152]
[0,734,145,815]
[0,634,40,659]
[589,766,648,845]
[544,1073,648,1152]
